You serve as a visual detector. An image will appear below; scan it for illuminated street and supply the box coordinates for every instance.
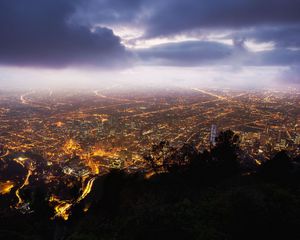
[0,88,299,220]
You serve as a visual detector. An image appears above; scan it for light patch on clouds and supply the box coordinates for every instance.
[245,41,275,52]
[96,25,225,50]
[105,25,235,50]
[132,36,200,49]
[95,24,144,47]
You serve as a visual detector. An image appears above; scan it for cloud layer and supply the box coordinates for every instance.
[0,0,129,68]
[0,0,299,84]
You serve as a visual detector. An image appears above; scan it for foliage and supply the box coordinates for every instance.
[1,130,300,240]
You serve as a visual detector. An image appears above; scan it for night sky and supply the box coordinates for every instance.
[0,0,300,88]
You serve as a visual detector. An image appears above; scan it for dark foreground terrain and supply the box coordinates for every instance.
[0,130,300,240]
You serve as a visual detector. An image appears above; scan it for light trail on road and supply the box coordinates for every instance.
[0,181,15,195]
[15,164,33,206]
[76,177,96,203]
[94,90,144,103]
[52,176,97,221]
[20,91,51,110]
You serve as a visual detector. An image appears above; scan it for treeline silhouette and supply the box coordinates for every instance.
[0,130,300,240]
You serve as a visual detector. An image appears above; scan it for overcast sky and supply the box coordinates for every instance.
[0,0,300,89]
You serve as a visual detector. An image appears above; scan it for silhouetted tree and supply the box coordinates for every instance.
[143,153,159,174]
[164,143,198,173]
[211,130,240,178]
[260,150,292,183]
[143,141,172,173]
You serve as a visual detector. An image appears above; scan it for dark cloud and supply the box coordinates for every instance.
[135,40,300,67]
[75,0,300,70]
[231,25,300,48]
[0,0,130,68]
[75,0,300,38]
[140,0,300,38]
[72,0,143,26]
[256,49,300,66]
[135,41,234,66]
[0,0,300,71]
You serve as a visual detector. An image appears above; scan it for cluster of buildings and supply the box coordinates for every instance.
[0,88,299,217]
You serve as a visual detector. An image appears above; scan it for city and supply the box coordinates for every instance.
[0,87,299,221]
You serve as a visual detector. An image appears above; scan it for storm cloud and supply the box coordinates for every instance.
[0,0,299,81]
[0,0,130,68]
[134,40,300,69]
[230,25,300,49]
[135,41,234,66]
[72,0,300,37]
[141,0,300,38]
